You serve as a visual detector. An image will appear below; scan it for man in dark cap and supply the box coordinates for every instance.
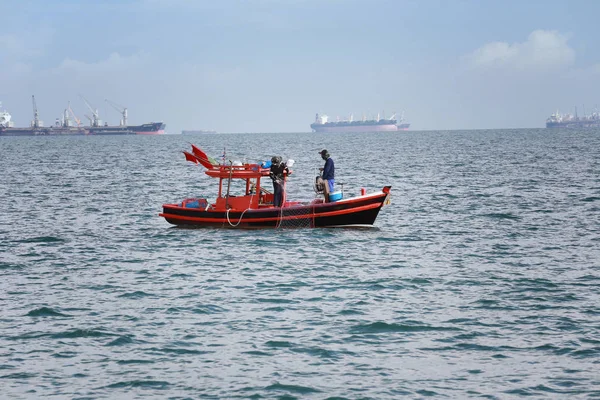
[269,156,289,207]
[319,149,335,202]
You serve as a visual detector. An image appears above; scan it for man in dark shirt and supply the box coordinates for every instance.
[269,156,289,207]
[319,149,335,202]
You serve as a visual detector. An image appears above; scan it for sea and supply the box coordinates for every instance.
[0,128,599,399]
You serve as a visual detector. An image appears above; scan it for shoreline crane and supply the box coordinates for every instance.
[105,99,127,126]
[68,102,82,127]
[31,95,43,128]
[79,95,101,127]
[62,101,82,127]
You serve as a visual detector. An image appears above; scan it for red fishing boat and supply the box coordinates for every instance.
[159,145,391,229]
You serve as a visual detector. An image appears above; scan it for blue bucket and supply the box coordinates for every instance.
[329,191,343,202]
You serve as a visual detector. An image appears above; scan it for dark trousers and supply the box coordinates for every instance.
[273,181,284,207]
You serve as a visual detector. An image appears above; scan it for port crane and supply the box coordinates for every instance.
[105,99,127,126]
[66,101,82,127]
[80,95,101,127]
[31,95,42,128]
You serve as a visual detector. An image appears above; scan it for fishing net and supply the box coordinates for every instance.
[276,205,314,229]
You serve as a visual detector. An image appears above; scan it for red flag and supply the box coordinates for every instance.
[191,144,218,168]
[183,151,199,165]
[191,144,208,159]
[184,149,215,169]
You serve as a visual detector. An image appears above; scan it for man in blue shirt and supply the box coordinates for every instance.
[319,149,335,202]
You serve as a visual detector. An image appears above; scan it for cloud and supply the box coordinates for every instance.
[588,63,600,75]
[56,52,148,74]
[7,62,33,76]
[465,30,575,71]
[0,34,45,61]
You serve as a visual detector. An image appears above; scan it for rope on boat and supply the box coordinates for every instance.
[226,207,251,227]
[223,171,291,228]
[275,179,288,229]
[225,187,255,227]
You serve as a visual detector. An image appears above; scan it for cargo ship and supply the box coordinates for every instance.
[0,97,165,136]
[88,122,165,135]
[397,123,410,130]
[0,100,88,136]
[310,112,410,132]
[182,129,218,135]
[546,108,600,128]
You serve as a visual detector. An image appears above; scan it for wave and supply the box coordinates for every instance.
[351,321,460,333]
[26,307,70,317]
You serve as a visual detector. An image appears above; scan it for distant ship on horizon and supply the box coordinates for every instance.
[310,112,410,132]
[0,96,165,136]
[546,106,600,128]
[182,129,218,135]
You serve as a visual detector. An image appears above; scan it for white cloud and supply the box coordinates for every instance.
[8,62,33,76]
[466,30,575,71]
[0,35,24,53]
[0,34,45,60]
[56,52,148,74]
[590,63,600,75]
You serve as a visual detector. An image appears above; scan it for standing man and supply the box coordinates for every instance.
[269,156,289,207]
[319,149,335,202]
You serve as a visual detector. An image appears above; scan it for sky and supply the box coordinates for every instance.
[2,0,600,133]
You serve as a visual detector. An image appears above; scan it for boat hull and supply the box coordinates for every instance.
[182,130,218,135]
[0,123,165,136]
[311,124,399,133]
[0,127,89,136]
[546,121,600,128]
[160,188,391,229]
[88,122,166,135]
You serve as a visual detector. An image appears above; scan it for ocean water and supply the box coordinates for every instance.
[0,129,599,399]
